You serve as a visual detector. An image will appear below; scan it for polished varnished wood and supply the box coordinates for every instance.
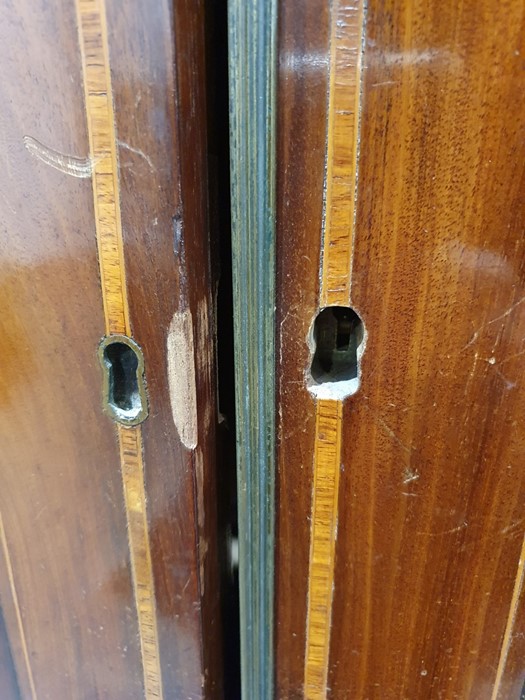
[76,1,162,694]
[0,0,222,697]
[111,0,224,693]
[276,0,525,698]
[0,2,143,695]
[107,0,224,693]
[275,2,331,697]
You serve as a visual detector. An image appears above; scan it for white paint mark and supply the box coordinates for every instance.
[308,376,360,400]
[24,135,93,178]
[167,309,198,449]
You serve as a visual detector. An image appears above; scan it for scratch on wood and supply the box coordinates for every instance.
[23,135,93,178]
[371,80,398,87]
[417,522,468,537]
[365,404,414,455]
[117,139,155,171]
[501,347,525,364]
[462,297,525,352]
[461,330,479,351]
[502,519,524,536]
[167,309,198,449]
[402,467,419,484]
[487,297,525,327]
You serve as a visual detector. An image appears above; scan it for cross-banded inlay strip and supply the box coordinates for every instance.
[76,0,129,337]
[490,533,525,700]
[321,0,365,308]
[75,1,163,697]
[305,1,365,697]
[305,400,343,699]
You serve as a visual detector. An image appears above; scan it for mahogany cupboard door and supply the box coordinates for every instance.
[0,0,223,698]
[271,0,525,698]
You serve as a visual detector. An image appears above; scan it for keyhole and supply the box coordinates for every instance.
[308,306,365,399]
[98,335,148,426]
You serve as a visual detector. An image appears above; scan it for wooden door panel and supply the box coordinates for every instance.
[275,1,525,698]
[275,2,330,696]
[0,1,221,698]
[0,2,142,696]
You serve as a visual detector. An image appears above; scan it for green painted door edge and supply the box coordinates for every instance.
[228,0,277,698]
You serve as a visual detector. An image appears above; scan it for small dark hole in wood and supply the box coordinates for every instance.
[311,306,364,384]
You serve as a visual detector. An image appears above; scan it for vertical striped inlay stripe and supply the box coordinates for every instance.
[305,1,365,697]
[320,0,365,308]
[490,533,525,700]
[76,0,129,336]
[305,400,343,699]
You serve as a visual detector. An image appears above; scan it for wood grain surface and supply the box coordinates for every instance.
[275,0,525,698]
[0,0,222,698]
[275,1,331,696]
[76,1,162,695]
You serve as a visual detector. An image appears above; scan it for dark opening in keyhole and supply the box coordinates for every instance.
[310,306,364,385]
[105,342,139,412]
[99,336,148,425]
